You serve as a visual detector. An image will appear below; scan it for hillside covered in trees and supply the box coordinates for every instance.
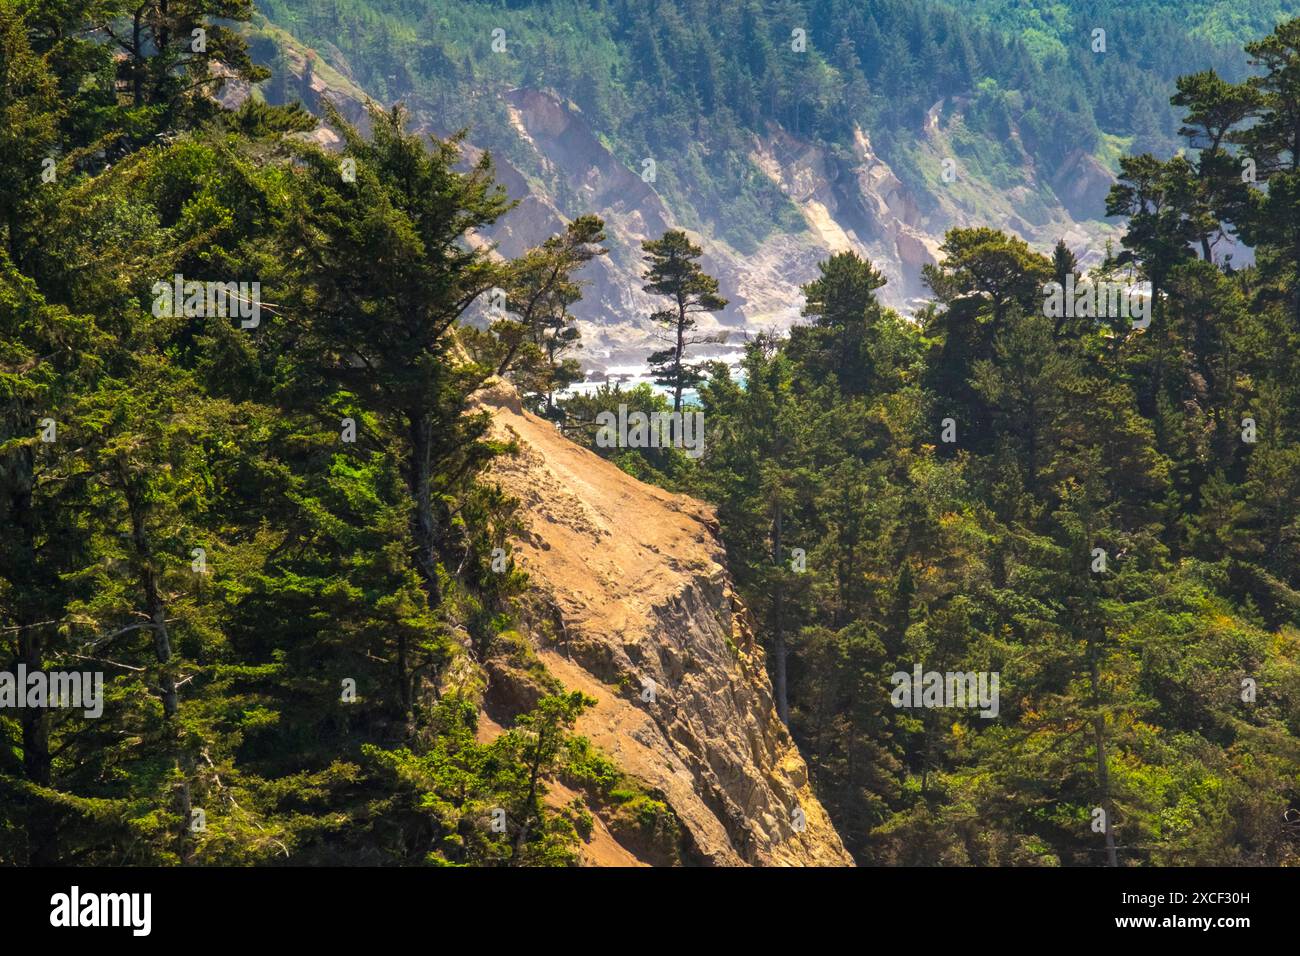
[244,0,1300,364]
[1,0,1298,868]
[257,0,1279,248]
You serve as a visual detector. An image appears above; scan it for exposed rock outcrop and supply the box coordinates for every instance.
[474,381,853,867]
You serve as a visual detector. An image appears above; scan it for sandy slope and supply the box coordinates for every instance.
[475,381,853,866]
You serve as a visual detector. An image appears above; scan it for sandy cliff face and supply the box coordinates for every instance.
[474,381,853,866]
[480,87,1119,360]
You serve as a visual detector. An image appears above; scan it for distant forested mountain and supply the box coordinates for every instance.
[244,0,1294,360]
[256,0,1275,231]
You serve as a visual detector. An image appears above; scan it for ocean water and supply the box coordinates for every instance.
[559,355,747,407]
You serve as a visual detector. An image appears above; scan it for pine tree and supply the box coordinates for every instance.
[792,251,887,396]
[271,102,512,617]
[641,230,727,412]
[494,214,607,418]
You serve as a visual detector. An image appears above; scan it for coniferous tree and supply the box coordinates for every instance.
[641,230,727,413]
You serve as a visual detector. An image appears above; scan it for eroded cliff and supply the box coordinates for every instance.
[473,382,852,867]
